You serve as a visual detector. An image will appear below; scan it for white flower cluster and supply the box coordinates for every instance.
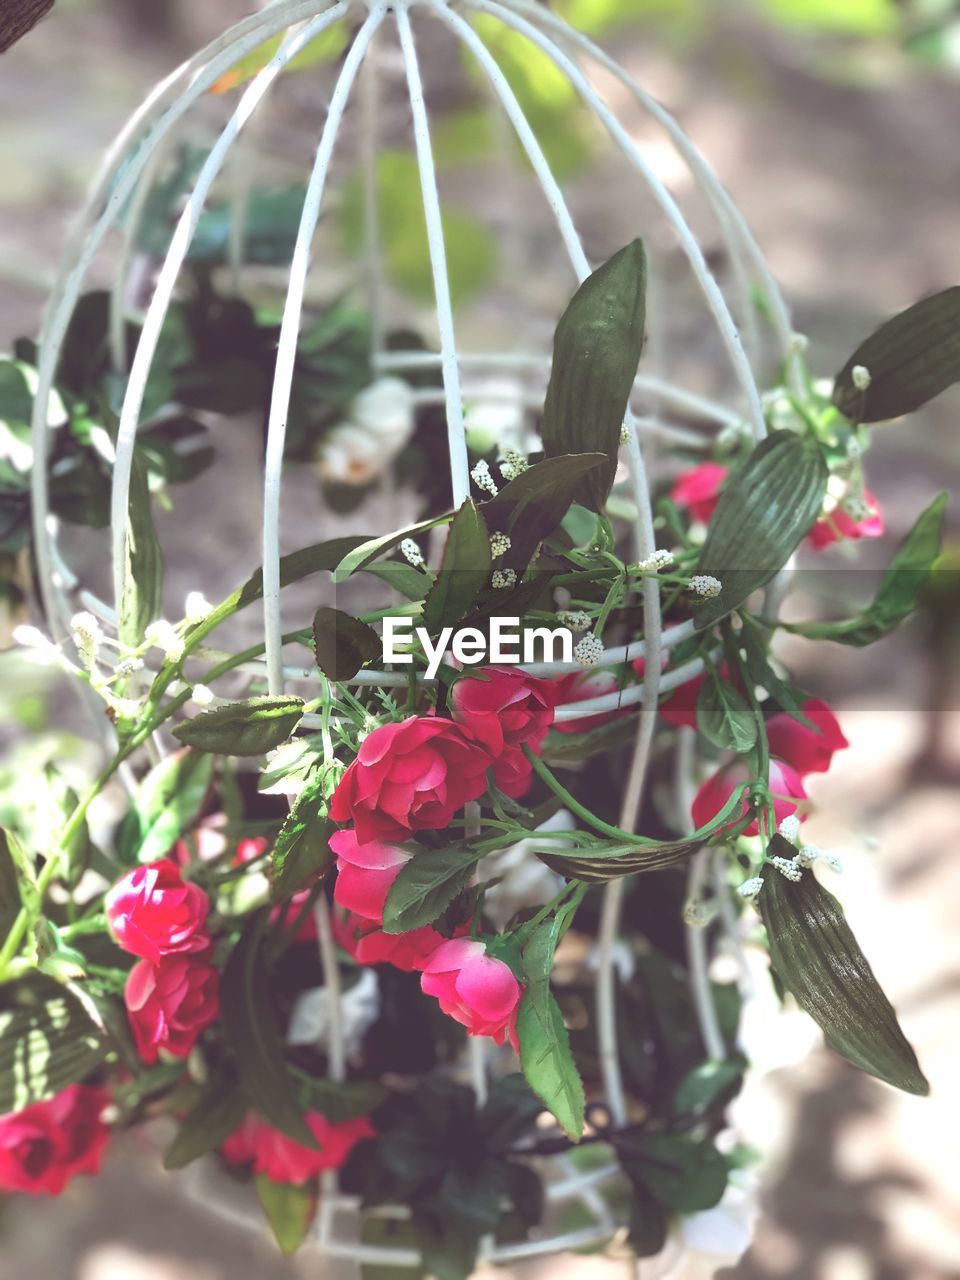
[737,876,765,900]
[574,632,604,666]
[491,569,516,590]
[797,843,844,874]
[688,574,723,599]
[192,683,215,707]
[619,423,632,445]
[471,459,499,496]
[635,549,675,572]
[498,448,529,482]
[144,619,184,663]
[489,532,512,557]
[778,814,802,844]
[770,854,803,882]
[316,378,415,487]
[556,609,591,632]
[400,538,424,568]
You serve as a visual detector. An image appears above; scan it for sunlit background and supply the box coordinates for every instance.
[1,1,959,1277]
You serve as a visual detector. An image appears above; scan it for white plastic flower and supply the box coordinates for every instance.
[400,538,425,568]
[316,378,415,487]
[471,459,499,496]
[350,377,415,448]
[287,968,380,1059]
[184,591,212,624]
[144,619,184,663]
[574,632,604,666]
[688,574,722,599]
[635,549,675,572]
[317,422,386,487]
[489,532,512,557]
[778,814,801,845]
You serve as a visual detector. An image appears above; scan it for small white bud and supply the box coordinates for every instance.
[400,538,425,568]
[70,611,102,668]
[778,814,802,845]
[491,569,517,590]
[144,620,184,663]
[184,591,212,624]
[471,459,499,496]
[557,610,591,631]
[619,423,631,445]
[770,855,803,882]
[688,574,723,599]
[489,532,512,557]
[635,549,675,572]
[191,683,215,707]
[737,876,765,900]
[790,332,810,355]
[851,364,872,391]
[498,448,529,482]
[574,632,605,667]
[114,657,144,678]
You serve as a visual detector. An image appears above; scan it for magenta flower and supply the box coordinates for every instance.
[671,462,729,524]
[0,1084,110,1197]
[450,666,557,757]
[105,859,210,965]
[125,950,219,1064]
[692,758,808,838]
[330,828,410,923]
[808,489,884,550]
[222,1111,375,1185]
[420,938,523,1048]
[765,698,849,777]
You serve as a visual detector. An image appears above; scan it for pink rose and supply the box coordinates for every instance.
[692,758,808,838]
[330,717,492,843]
[655,662,739,730]
[0,1084,110,1196]
[125,950,219,1064]
[671,462,729,524]
[105,859,210,964]
[552,670,633,734]
[450,666,556,757]
[808,489,884,550]
[765,698,849,777]
[336,908,456,973]
[330,828,410,923]
[420,938,523,1048]
[221,1111,375,1184]
[492,747,534,799]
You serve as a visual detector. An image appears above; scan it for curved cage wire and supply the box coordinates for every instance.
[30,0,802,1264]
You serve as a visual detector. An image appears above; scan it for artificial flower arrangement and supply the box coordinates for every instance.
[0,240,953,1275]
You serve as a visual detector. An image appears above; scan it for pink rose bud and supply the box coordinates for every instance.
[552,669,634,735]
[336,908,460,973]
[420,938,523,1048]
[330,828,411,923]
[125,951,219,1064]
[450,666,557,758]
[0,1084,110,1196]
[808,489,884,550]
[670,462,729,524]
[330,717,492,844]
[765,698,849,778]
[692,758,808,838]
[221,1111,375,1185]
[105,859,210,964]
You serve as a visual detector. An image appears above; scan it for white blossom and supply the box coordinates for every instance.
[489,532,512,557]
[635,549,675,572]
[471,459,499,496]
[770,854,803,881]
[400,538,424,567]
[798,844,843,874]
[619,423,632,444]
[351,377,415,446]
[191,683,215,707]
[557,609,591,632]
[70,611,102,668]
[144,620,184,663]
[688,574,722,599]
[288,969,380,1057]
[790,332,810,354]
[184,591,212,624]
[114,657,144,678]
[851,364,872,391]
[574,632,604,666]
[737,876,765,900]
[491,569,516,589]
[316,378,415,487]
[778,814,802,845]
[477,811,573,930]
[498,447,530,482]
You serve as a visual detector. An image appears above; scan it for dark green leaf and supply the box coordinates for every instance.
[163,1075,248,1170]
[694,431,828,630]
[296,1075,384,1122]
[0,358,33,423]
[220,914,316,1144]
[833,287,960,422]
[173,696,304,756]
[381,844,484,934]
[422,500,491,632]
[739,616,815,727]
[759,837,928,1094]
[334,514,453,582]
[256,1175,317,1256]
[413,1212,480,1280]
[784,493,947,646]
[696,670,757,753]
[119,454,164,647]
[619,1134,728,1212]
[0,983,110,1113]
[541,240,647,511]
[0,829,21,940]
[116,748,213,864]
[236,535,372,609]
[312,607,381,681]
[480,1073,544,1152]
[673,1059,743,1116]
[1,827,39,926]
[270,776,335,902]
[541,711,640,764]
[516,916,585,1139]
[627,1183,669,1257]
[365,560,431,601]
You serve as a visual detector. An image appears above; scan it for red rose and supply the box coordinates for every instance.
[450,666,557,757]
[330,717,492,843]
[492,747,534,799]
[330,828,410,923]
[0,1084,109,1196]
[420,938,523,1048]
[221,1111,375,1184]
[105,859,210,964]
[552,670,633,734]
[808,488,884,550]
[765,698,849,777]
[692,757,807,838]
[336,908,455,973]
[125,950,219,1064]
[671,462,729,524]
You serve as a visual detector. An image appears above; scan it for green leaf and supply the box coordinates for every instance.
[220,914,316,1144]
[0,983,110,1113]
[0,829,22,940]
[541,240,647,511]
[759,837,928,1094]
[119,454,164,647]
[833,287,960,423]
[173,696,304,756]
[381,844,484,934]
[269,776,335,902]
[618,1134,728,1212]
[297,1075,384,1123]
[256,1175,317,1256]
[627,1183,669,1257]
[163,1075,248,1170]
[365,560,431,602]
[541,712,642,764]
[116,748,213,864]
[516,917,585,1140]
[738,616,815,727]
[334,513,453,582]
[1,827,39,926]
[482,453,608,574]
[696,669,757,753]
[784,493,947,646]
[694,430,828,630]
[673,1059,743,1116]
[536,787,749,882]
[422,500,491,632]
[312,607,381,681]
[236,535,372,608]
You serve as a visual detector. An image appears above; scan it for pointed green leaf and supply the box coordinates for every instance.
[833,287,960,422]
[422,500,491,632]
[758,836,929,1095]
[119,454,164,647]
[163,1075,248,1170]
[696,670,757,753]
[116,748,213,864]
[334,513,453,582]
[541,240,647,510]
[237,535,371,608]
[173,696,304,756]
[694,430,828,630]
[256,1175,317,1256]
[739,616,815,728]
[312,606,380,681]
[381,843,485,934]
[270,775,335,902]
[784,493,947,646]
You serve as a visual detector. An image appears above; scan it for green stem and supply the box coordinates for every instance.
[523,747,639,842]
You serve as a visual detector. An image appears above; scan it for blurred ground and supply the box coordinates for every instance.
[1,2,959,1279]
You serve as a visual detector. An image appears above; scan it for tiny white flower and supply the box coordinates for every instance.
[557,609,591,632]
[498,447,529,482]
[70,611,102,668]
[770,855,803,882]
[798,844,843,873]
[688,574,723,599]
[619,423,632,445]
[635,549,675,572]
[400,538,424,568]
[471,459,499,496]
[144,620,184,663]
[790,332,810,354]
[191,683,215,707]
[851,364,872,391]
[184,591,212,624]
[491,569,516,590]
[489,532,512,557]
[114,657,144,678]
[778,814,802,845]
[574,632,604,667]
[737,876,765,900]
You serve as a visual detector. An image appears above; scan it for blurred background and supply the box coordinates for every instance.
[1,0,959,1277]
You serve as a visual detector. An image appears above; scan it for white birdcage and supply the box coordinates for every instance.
[29,0,802,1267]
